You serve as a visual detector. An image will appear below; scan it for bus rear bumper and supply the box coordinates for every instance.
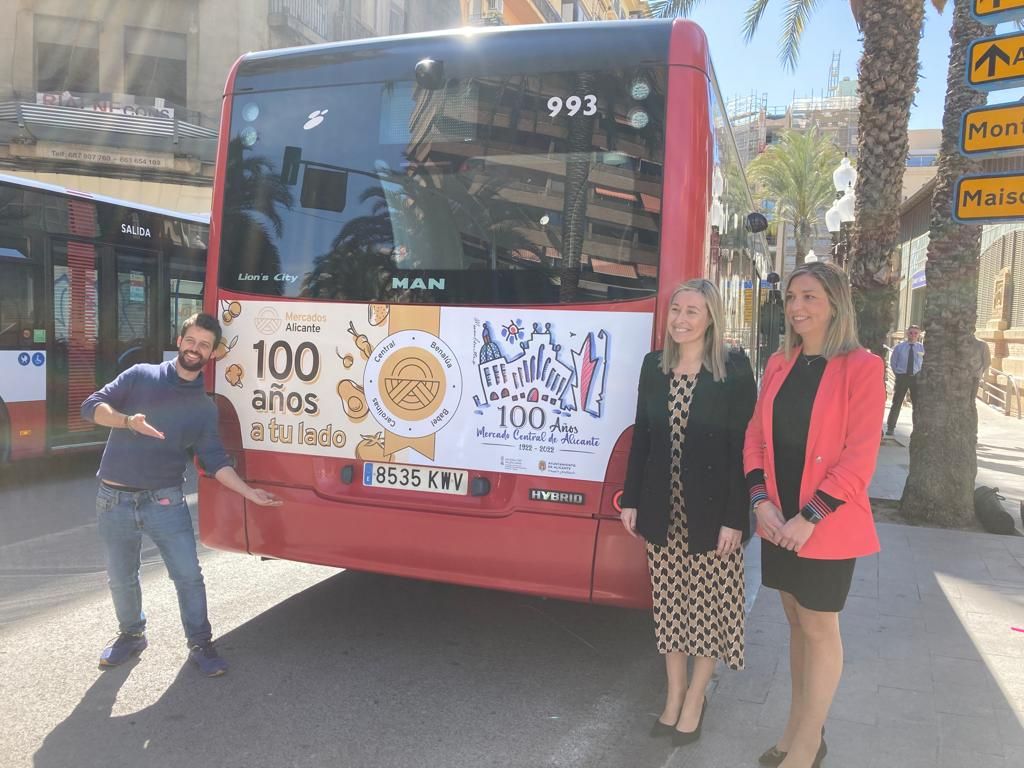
[200,480,653,608]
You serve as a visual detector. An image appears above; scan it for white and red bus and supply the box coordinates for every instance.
[0,174,208,463]
[202,19,770,607]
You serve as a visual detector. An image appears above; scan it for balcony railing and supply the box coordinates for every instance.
[269,0,331,42]
[535,0,563,23]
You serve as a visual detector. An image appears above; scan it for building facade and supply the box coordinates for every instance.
[461,0,646,25]
[0,0,462,211]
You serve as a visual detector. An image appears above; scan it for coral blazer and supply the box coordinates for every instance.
[743,347,885,560]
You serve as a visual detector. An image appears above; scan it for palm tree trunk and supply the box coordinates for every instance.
[848,0,926,355]
[559,72,597,302]
[795,230,811,265]
[901,0,990,527]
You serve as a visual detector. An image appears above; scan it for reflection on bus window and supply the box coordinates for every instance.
[219,67,666,305]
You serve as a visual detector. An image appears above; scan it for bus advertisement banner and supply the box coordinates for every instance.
[215,300,653,482]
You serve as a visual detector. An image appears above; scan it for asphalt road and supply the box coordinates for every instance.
[0,453,198,627]
[0,456,698,768]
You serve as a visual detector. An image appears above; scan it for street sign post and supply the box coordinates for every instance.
[971,1,1024,26]
[966,31,1024,90]
[960,102,1024,156]
[953,171,1024,223]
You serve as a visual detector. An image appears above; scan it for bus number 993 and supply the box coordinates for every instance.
[547,94,597,117]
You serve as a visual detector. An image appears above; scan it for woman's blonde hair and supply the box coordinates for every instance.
[782,261,861,359]
[661,279,728,381]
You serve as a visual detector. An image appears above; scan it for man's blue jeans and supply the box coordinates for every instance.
[96,483,212,646]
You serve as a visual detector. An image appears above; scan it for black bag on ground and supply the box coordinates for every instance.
[973,486,1020,536]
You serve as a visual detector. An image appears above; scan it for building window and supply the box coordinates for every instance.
[124,27,187,107]
[390,2,406,34]
[34,15,99,94]
[357,0,378,29]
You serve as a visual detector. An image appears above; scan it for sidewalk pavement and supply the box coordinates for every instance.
[870,397,1024,526]
[668,398,1024,767]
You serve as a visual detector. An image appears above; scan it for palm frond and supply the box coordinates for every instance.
[778,0,823,72]
[746,127,841,240]
[741,0,773,42]
[930,0,947,12]
[646,0,707,18]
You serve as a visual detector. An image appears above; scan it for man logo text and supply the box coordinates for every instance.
[392,277,445,290]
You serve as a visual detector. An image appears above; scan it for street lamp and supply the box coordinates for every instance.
[828,155,857,269]
[833,156,857,192]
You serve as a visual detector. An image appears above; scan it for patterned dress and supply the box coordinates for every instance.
[645,373,745,669]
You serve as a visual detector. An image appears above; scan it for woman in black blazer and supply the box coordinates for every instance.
[620,279,756,747]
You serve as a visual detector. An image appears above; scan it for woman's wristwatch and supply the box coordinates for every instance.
[800,507,823,524]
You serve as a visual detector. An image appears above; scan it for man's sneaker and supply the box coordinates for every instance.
[98,632,147,668]
[189,641,228,677]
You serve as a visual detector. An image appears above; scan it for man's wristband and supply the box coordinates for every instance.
[123,414,133,431]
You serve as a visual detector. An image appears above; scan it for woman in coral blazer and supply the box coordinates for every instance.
[743,262,884,768]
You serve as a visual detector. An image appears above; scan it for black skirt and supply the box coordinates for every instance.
[761,539,856,612]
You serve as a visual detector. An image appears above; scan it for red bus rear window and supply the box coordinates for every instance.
[219,67,666,305]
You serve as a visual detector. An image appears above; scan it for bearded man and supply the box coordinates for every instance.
[81,312,281,676]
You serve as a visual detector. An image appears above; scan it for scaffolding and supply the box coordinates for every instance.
[827,51,841,98]
[790,92,859,158]
[725,91,768,166]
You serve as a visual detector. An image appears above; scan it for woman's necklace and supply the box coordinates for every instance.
[802,353,825,366]
[673,361,702,377]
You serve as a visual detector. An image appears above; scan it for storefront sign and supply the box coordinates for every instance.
[35,92,174,119]
[13,142,175,170]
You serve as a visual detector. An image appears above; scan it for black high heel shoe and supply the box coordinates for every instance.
[671,697,706,747]
[811,736,828,768]
[757,727,826,766]
[649,716,677,737]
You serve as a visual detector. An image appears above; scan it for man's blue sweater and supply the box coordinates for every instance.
[81,361,231,490]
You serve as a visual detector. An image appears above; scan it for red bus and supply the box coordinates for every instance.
[201,19,770,607]
[0,173,208,464]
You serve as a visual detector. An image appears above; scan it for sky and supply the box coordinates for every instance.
[675,2,1022,131]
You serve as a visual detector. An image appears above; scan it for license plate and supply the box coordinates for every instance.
[362,462,468,495]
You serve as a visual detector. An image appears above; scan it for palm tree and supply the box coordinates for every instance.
[901,0,991,527]
[220,138,294,295]
[746,127,842,263]
[649,0,946,355]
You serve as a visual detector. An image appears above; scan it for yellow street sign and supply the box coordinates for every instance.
[961,102,1024,155]
[967,31,1024,90]
[953,172,1024,223]
[972,1,1024,25]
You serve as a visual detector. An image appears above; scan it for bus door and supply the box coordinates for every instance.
[113,247,161,372]
[48,239,108,449]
